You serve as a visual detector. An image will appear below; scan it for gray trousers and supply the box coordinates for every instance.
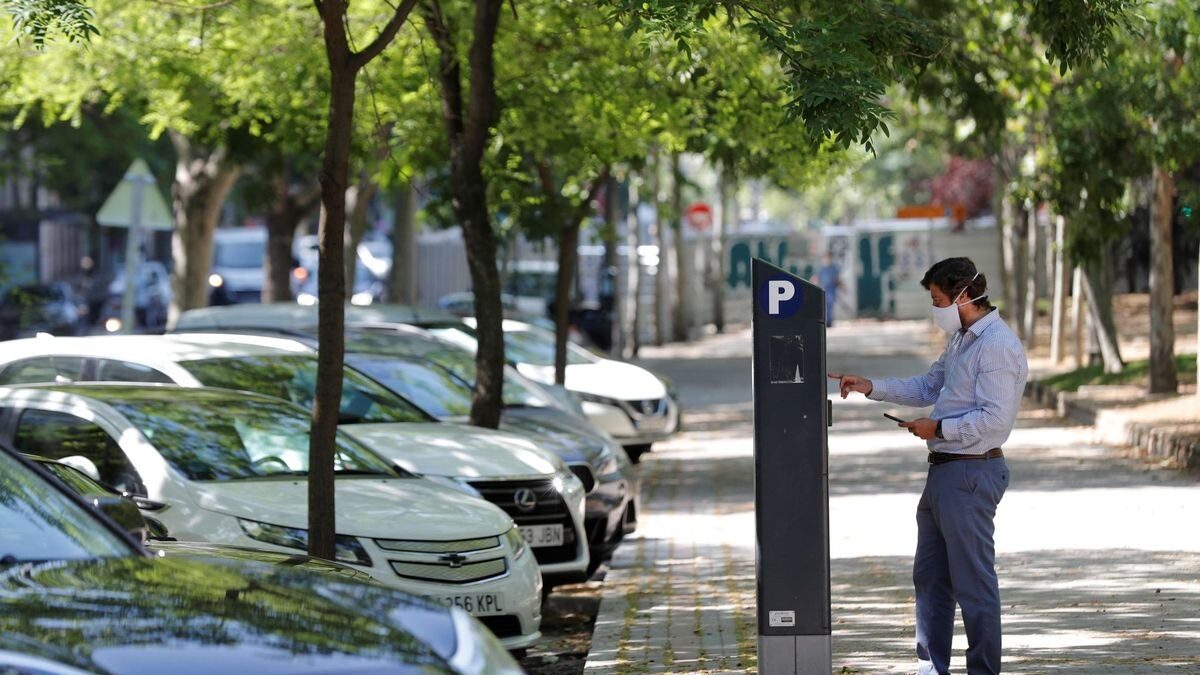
[914,457,1009,675]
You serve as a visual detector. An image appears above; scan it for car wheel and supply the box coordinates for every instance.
[625,444,651,463]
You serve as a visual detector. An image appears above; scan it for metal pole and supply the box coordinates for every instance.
[120,178,146,334]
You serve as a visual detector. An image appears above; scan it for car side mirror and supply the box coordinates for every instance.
[59,455,101,482]
[144,515,175,541]
[91,495,150,545]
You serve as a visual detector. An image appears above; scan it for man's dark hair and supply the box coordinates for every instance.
[920,257,992,309]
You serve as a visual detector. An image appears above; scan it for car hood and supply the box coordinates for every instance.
[187,476,512,539]
[441,409,609,466]
[548,360,667,401]
[146,540,377,583]
[0,556,456,674]
[343,422,562,479]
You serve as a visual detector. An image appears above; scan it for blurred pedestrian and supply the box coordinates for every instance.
[829,257,1028,675]
[813,253,841,326]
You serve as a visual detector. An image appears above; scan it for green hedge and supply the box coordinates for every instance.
[1039,354,1198,393]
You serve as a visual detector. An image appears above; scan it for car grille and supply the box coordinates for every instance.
[389,557,507,584]
[478,615,523,639]
[569,464,596,493]
[630,399,664,415]
[375,536,500,553]
[469,478,579,565]
[372,536,507,585]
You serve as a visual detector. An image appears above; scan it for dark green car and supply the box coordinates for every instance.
[0,447,523,675]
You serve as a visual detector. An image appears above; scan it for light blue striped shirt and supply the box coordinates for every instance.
[868,309,1028,455]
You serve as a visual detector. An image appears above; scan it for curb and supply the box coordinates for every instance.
[1024,381,1200,471]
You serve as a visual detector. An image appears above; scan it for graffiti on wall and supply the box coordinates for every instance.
[726,236,816,290]
[856,231,931,316]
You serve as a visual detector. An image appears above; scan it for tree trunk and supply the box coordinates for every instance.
[309,0,416,561]
[263,169,320,303]
[999,193,1016,311]
[671,153,689,342]
[1080,252,1124,374]
[1071,266,1084,369]
[423,0,505,429]
[1023,206,1040,347]
[1050,215,1068,363]
[1010,201,1029,340]
[389,180,418,304]
[605,175,625,357]
[649,149,667,345]
[713,160,732,333]
[628,177,643,356]
[166,133,241,326]
[344,174,379,295]
[1148,164,1177,393]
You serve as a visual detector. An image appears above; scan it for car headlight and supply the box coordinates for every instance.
[351,291,374,306]
[577,392,620,408]
[297,292,318,306]
[503,525,528,561]
[237,518,372,566]
[208,273,224,288]
[424,474,483,498]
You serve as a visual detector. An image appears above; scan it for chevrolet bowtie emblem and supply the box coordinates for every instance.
[439,553,469,568]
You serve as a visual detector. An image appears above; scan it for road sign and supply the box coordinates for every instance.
[96,159,171,333]
[97,159,172,230]
[685,202,713,231]
[752,258,831,674]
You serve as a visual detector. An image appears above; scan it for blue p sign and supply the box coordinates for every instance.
[761,275,802,317]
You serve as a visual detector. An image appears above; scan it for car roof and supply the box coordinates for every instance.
[0,381,309,412]
[0,333,314,367]
[175,303,462,331]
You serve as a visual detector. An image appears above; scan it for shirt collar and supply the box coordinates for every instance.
[963,307,1001,337]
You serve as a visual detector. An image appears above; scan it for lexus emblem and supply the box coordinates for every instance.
[513,488,537,512]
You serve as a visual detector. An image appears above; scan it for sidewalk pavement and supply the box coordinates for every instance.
[584,321,1200,674]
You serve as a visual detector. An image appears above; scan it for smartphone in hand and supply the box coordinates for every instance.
[883,413,908,424]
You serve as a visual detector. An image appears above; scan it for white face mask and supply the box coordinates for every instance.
[930,273,986,333]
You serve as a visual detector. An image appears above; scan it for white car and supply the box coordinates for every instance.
[0,334,591,587]
[451,319,681,461]
[0,383,543,649]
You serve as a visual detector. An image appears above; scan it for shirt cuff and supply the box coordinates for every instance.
[939,416,962,441]
[866,378,888,401]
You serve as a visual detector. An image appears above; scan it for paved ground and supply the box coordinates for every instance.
[583,321,1200,674]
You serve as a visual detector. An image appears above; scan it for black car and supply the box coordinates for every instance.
[0,446,522,675]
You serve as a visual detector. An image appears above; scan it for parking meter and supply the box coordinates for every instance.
[752,258,831,673]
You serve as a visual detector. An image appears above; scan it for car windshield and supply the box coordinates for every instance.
[110,394,397,481]
[423,350,549,409]
[0,450,130,563]
[214,238,265,269]
[425,323,595,367]
[348,355,474,418]
[182,355,429,424]
[503,326,596,366]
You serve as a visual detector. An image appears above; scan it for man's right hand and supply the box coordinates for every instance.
[828,372,873,399]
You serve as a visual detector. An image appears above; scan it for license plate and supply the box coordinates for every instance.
[520,524,564,548]
[433,592,506,616]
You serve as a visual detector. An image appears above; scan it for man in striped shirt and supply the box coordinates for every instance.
[830,257,1027,675]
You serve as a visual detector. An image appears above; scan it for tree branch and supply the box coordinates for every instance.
[422,0,465,139]
[350,0,420,70]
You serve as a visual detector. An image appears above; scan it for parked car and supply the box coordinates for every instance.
[209,227,267,305]
[26,452,379,583]
[450,318,680,462]
[99,260,172,333]
[171,305,640,571]
[0,333,591,589]
[0,383,544,649]
[0,282,88,340]
[0,444,523,674]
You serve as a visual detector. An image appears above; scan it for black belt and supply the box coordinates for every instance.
[928,448,1004,465]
